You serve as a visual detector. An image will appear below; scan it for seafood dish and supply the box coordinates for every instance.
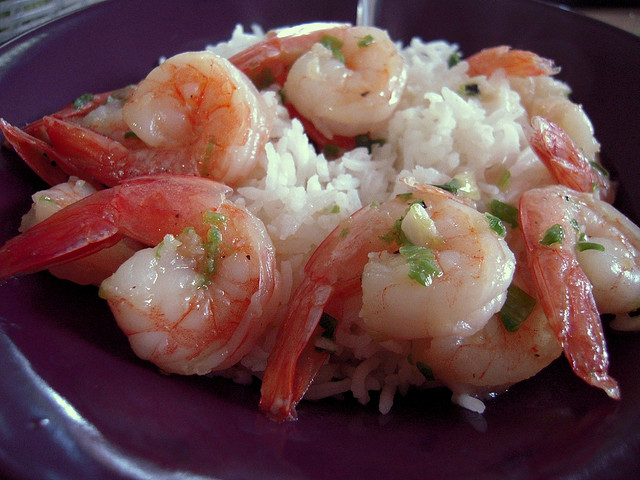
[1,20,639,425]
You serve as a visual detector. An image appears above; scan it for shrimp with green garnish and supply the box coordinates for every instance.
[0,175,280,375]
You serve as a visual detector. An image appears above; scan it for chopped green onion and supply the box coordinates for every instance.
[323,143,341,159]
[458,83,480,96]
[355,133,386,152]
[540,224,564,246]
[124,131,138,139]
[499,284,537,332]
[485,213,507,237]
[416,361,435,381]
[380,216,408,245]
[399,245,442,287]
[433,178,462,195]
[320,35,345,63]
[204,211,227,225]
[447,52,461,68]
[357,34,375,48]
[576,241,605,252]
[488,199,519,229]
[72,93,94,109]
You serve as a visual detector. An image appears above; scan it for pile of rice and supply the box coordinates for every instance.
[204,24,581,414]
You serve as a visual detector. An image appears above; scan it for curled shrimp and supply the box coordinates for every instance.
[466,45,560,78]
[529,116,614,202]
[0,175,279,374]
[410,230,562,409]
[1,51,272,187]
[518,185,638,399]
[231,23,407,150]
[259,181,515,421]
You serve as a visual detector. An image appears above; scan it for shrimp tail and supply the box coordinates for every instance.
[467,46,560,78]
[530,116,614,203]
[42,116,132,187]
[0,118,71,186]
[519,188,620,399]
[259,279,333,421]
[0,188,123,279]
[0,175,231,281]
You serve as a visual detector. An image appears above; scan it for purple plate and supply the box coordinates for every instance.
[1,1,639,479]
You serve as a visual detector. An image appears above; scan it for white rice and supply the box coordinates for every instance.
[203,25,581,414]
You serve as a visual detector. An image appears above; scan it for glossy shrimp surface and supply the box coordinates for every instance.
[260,182,515,421]
[529,115,613,202]
[0,175,280,374]
[17,177,144,285]
[282,25,407,139]
[518,185,639,399]
[230,22,407,149]
[411,230,562,406]
[466,46,560,78]
[1,51,272,188]
[100,195,280,374]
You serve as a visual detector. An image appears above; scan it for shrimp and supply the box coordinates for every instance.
[511,75,601,162]
[259,182,515,421]
[466,46,560,78]
[410,230,562,408]
[518,184,639,399]
[1,51,272,188]
[529,116,614,202]
[231,23,407,150]
[0,174,280,374]
[16,177,144,285]
[412,305,562,408]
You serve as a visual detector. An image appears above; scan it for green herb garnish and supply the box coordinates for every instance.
[488,199,519,229]
[320,35,345,63]
[399,245,442,287]
[323,143,341,159]
[499,284,537,332]
[485,213,507,237]
[416,361,435,381]
[458,83,480,96]
[355,133,386,152]
[357,34,375,48]
[540,224,564,246]
[433,178,462,195]
[72,93,94,110]
[448,52,461,68]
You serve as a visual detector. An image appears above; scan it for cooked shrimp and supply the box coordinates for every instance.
[466,45,560,78]
[282,25,406,139]
[259,181,515,421]
[0,174,280,374]
[412,304,562,406]
[17,177,144,285]
[529,116,613,202]
[231,23,407,149]
[510,75,601,162]
[519,185,635,399]
[410,229,562,407]
[1,51,272,187]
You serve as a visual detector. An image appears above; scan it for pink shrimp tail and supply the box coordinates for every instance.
[0,175,232,281]
[530,116,614,202]
[467,46,560,78]
[0,188,122,280]
[259,278,333,421]
[0,118,71,186]
[519,189,620,399]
